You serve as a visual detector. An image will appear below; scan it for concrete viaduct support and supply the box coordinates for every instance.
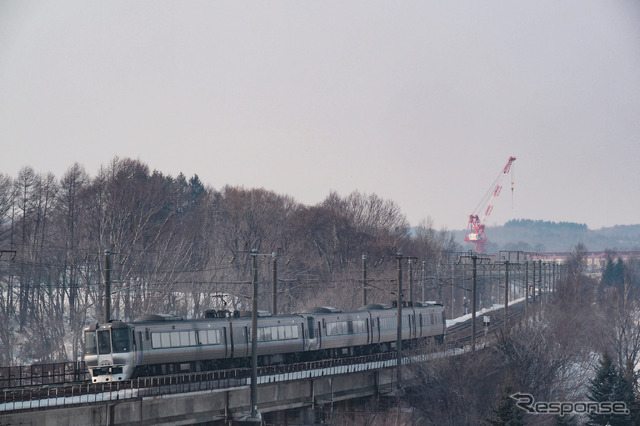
[1,368,398,425]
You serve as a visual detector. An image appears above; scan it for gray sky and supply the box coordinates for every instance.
[1,1,639,231]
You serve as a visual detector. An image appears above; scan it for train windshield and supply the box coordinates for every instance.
[111,328,130,353]
[84,331,97,355]
[97,330,112,354]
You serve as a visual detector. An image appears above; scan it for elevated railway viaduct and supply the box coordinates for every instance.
[1,302,521,425]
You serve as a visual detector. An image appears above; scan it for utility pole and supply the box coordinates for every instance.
[504,260,509,326]
[471,254,477,352]
[451,263,455,317]
[250,249,260,422]
[408,258,414,305]
[104,249,111,323]
[421,261,427,302]
[362,255,368,306]
[271,252,277,315]
[538,260,542,305]
[396,252,403,387]
[524,261,529,316]
[458,251,489,352]
[532,259,536,304]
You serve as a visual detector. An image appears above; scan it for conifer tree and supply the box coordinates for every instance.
[587,351,636,425]
[483,385,525,426]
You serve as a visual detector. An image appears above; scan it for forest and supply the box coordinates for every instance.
[0,157,457,365]
[2,157,640,424]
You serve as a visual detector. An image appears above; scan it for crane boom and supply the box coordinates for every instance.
[465,156,516,253]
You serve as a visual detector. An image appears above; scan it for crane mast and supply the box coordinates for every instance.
[465,156,516,253]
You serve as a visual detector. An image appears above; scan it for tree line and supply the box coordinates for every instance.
[0,157,457,365]
[482,219,640,252]
[341,245,640,425]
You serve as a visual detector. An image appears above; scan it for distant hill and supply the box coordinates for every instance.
[455,219,640,253]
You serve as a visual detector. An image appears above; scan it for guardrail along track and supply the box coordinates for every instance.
[0,362,89,389]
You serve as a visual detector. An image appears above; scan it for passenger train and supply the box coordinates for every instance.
[83,301,446,383]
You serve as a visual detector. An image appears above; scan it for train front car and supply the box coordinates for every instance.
[84,321,136,382]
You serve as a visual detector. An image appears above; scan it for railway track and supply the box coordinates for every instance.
[1,353,404,407]
[1,300,528,408]
[445,299,526,347]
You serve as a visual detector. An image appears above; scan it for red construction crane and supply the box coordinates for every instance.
[465,156,516,253]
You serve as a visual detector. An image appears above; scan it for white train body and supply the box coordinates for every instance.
[83,302,445,383]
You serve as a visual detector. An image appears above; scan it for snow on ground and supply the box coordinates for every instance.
[445,297,526,327]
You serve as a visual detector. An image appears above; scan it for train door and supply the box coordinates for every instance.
[374,317,380,343]
[366,318,371,345]
[307,317,315,340]
[222,328,229,357]
[410,313,415,339]
[228,321,235,358]
[412,312,417,338]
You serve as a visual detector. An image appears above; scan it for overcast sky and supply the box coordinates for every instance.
[1,1,639,231]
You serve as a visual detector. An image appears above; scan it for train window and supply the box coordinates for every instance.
[380,317,396,331]
[326,321,356,336]
[97,330,111,354]
[200,329,221,345]
[84,331,97,355]
[152,333,161,348]
[169,332,179,347]
[112,328,130,353]
[213,329,222,344]
[179,331,189,346]
[263,327,272,341]
[353,320,366,334]
[161,333,171,348]
[402,316,409,328]
[283,325,298,339]
[326,322,337,336]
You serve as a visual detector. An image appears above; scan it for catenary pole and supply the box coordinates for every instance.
[250,249,259,420]
[104,249,111,323]
[396,252,403,386]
